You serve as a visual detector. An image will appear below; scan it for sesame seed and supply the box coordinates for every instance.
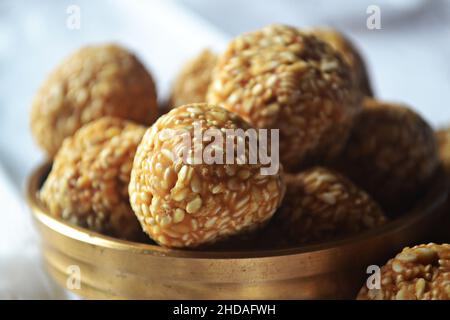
[190,174,202,193]
[205,217,217,229]
[173,209,186,223]
[160,215,172,227]
[178,165,189,184]
[172,188,188,202]
[186,196,202,214]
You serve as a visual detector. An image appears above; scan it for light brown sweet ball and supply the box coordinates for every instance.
[207,24,362,171]
[265,167,387,247]
[170,49,217,107]
[308,28,373,96]
[40,117,146,240]
[335,98,439,213]
[31,44,158,157]
[129,103,285,248]
[358,243,450,300]
[437,128,450,174]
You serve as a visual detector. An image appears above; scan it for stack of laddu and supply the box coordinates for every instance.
[30,24,449,300]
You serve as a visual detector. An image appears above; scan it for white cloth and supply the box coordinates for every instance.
[0,163,68,299]
[1,0,449,299]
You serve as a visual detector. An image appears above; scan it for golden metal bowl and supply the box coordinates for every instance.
[27,162,448,299]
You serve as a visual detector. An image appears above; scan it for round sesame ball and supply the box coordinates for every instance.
[207,24,362,171]
[169,49,217,107]
[40,117,146,240]
[334,98,439,213]
[265,167,387,247]
[129,103,285,248]
[437,127,450,174]
[358,243,450,300]
[31,44,158,157]
[308,28,373,96]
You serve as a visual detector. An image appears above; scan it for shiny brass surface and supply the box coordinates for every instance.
[27,162,448,299]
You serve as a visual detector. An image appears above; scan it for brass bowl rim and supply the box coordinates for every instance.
[27,161,448,260]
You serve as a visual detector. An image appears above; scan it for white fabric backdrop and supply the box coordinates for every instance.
[0,0,449,299]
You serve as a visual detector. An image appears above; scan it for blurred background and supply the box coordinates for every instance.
[0,0,449,299]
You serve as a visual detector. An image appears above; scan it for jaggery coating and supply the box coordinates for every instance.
[40,117,146,240]
[266,167,387,246]
[334,98,439,213]
[170,49,217,107]
[129,103,285,248]
[358,243,450,300]
[31,44,158,156]
[437,127,450,174]
[308,28,373,96]
[207,24,362,171]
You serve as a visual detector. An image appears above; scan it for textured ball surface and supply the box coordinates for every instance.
[335,98,439,213]
[31,44,158,156]
[207,24,362,171]
[309,28,373,96]
[129,103,285,248]
[358,243,450,300]
[40,117,146,240]
[170,49,217,107]
[265,167,387,246]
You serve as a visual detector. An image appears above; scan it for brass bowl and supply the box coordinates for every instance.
[27,162,448,299]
